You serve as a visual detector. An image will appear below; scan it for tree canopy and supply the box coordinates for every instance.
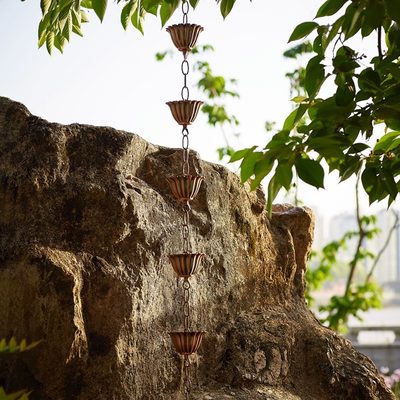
[33,0,235,54]
[29,0,400,214]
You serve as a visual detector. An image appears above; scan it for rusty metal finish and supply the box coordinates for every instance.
[168,253,205,278]
[166,24,204,55]
[167,174,204,203]
[166,100,203,127]
[165,2,207,398]
[169,331,205,355]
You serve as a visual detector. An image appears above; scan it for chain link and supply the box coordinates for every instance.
[183,279,191,331]
[182,205,191,253]
[178,3,195,400]
[182,127,190,175]
[181,58,190,101]
[183,354,191,400]
[182,0,189,24]
[183,279,191,399]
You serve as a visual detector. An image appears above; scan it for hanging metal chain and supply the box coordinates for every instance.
[182,204,191,253]
[182,0,189,24]
[182,127,190,175]
[183,354,191,400]
[183,278,191,400]
[181,0,190,178]
[180,3,194,400]
[181,58,190,100]
[183,279,191,331]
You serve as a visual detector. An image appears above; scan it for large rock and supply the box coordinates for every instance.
[0,97,393,400]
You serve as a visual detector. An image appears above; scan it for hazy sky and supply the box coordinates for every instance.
[0,0,396,218]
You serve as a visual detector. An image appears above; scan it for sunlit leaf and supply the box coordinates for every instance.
[92,0,108,22]
[288,21,319,42]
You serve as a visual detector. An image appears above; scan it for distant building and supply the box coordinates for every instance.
[322,209,400,285]
[328,211,359,260]
[367,210,400,285]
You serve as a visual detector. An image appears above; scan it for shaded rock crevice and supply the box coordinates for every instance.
[0,97,393,400]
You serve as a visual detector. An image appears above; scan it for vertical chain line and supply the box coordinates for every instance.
[182,206,190,253]
[183,355,191,400]
[182,0,189,24]
[183,279,191,331]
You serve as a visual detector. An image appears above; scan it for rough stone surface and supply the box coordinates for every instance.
[0,97,394,400]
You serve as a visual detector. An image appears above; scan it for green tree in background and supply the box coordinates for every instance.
[30,0,400,214]
[24,0,400,333]
[0,337,40,400]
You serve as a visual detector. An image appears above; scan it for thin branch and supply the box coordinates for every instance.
[365,211,399,282]
[344,175,364,297]
[378,26,383,60]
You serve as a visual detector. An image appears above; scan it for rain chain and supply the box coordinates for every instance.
[165,2,205,399]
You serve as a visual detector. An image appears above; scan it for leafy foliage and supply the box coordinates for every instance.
[230,0,400,214]
[319,281,382,333]
[306,179,400,333]
[156,44,241,161]
[0,338,41,400]
[30,0,239,54]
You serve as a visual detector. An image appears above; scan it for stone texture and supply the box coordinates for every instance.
[0,97,394,400]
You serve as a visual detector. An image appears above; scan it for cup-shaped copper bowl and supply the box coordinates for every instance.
[169,331,205,355]
[166,100,203,126]
[168,253,205,278]
[167,174,204,203]
[166,24,204,54]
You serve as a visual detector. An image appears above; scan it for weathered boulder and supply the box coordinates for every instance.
[0,97,393,400]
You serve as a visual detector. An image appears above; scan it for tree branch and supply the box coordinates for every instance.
[344,175,364,297]
[378,26,383,60]
[365,211,399,283]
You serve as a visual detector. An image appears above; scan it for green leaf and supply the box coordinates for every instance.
[121,0,137,30]
[229,146,257,163]
[189,0,200,8]
[220,0,236,19]
[342,3,363,39]
[54,35,66,53]
[291,96,308,103]
[275,162,293,190]
[46,31,54,54]
[362,0,385,37]
[40,0,52,14]
[19,339,27,352]
[81,0,92,8]
[288,21,319,42]
[38,13,50,42]
[250,157,274,190]
[62,14,72,41]
[80,10,90,22]
[283,104,308,131]
[295,157,325,188]
[267,176,282,217]
[131,5,145,34]
[374,131,400,152]
[92,0,107,22]
[72,25,83,36]
[160,0,179,27]
[316,0,347,18]
[385,0,400,24]
[9,337,17,352]
[240,151,262,182]
[326,16,344,46]
[142,0,159,15]
[381,169,398,199]
[305,56,325,97]
[335,83,355,106]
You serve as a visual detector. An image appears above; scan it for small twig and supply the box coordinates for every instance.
[378,26,383,60]
[365,211,399,282]
[344,175,364,297]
